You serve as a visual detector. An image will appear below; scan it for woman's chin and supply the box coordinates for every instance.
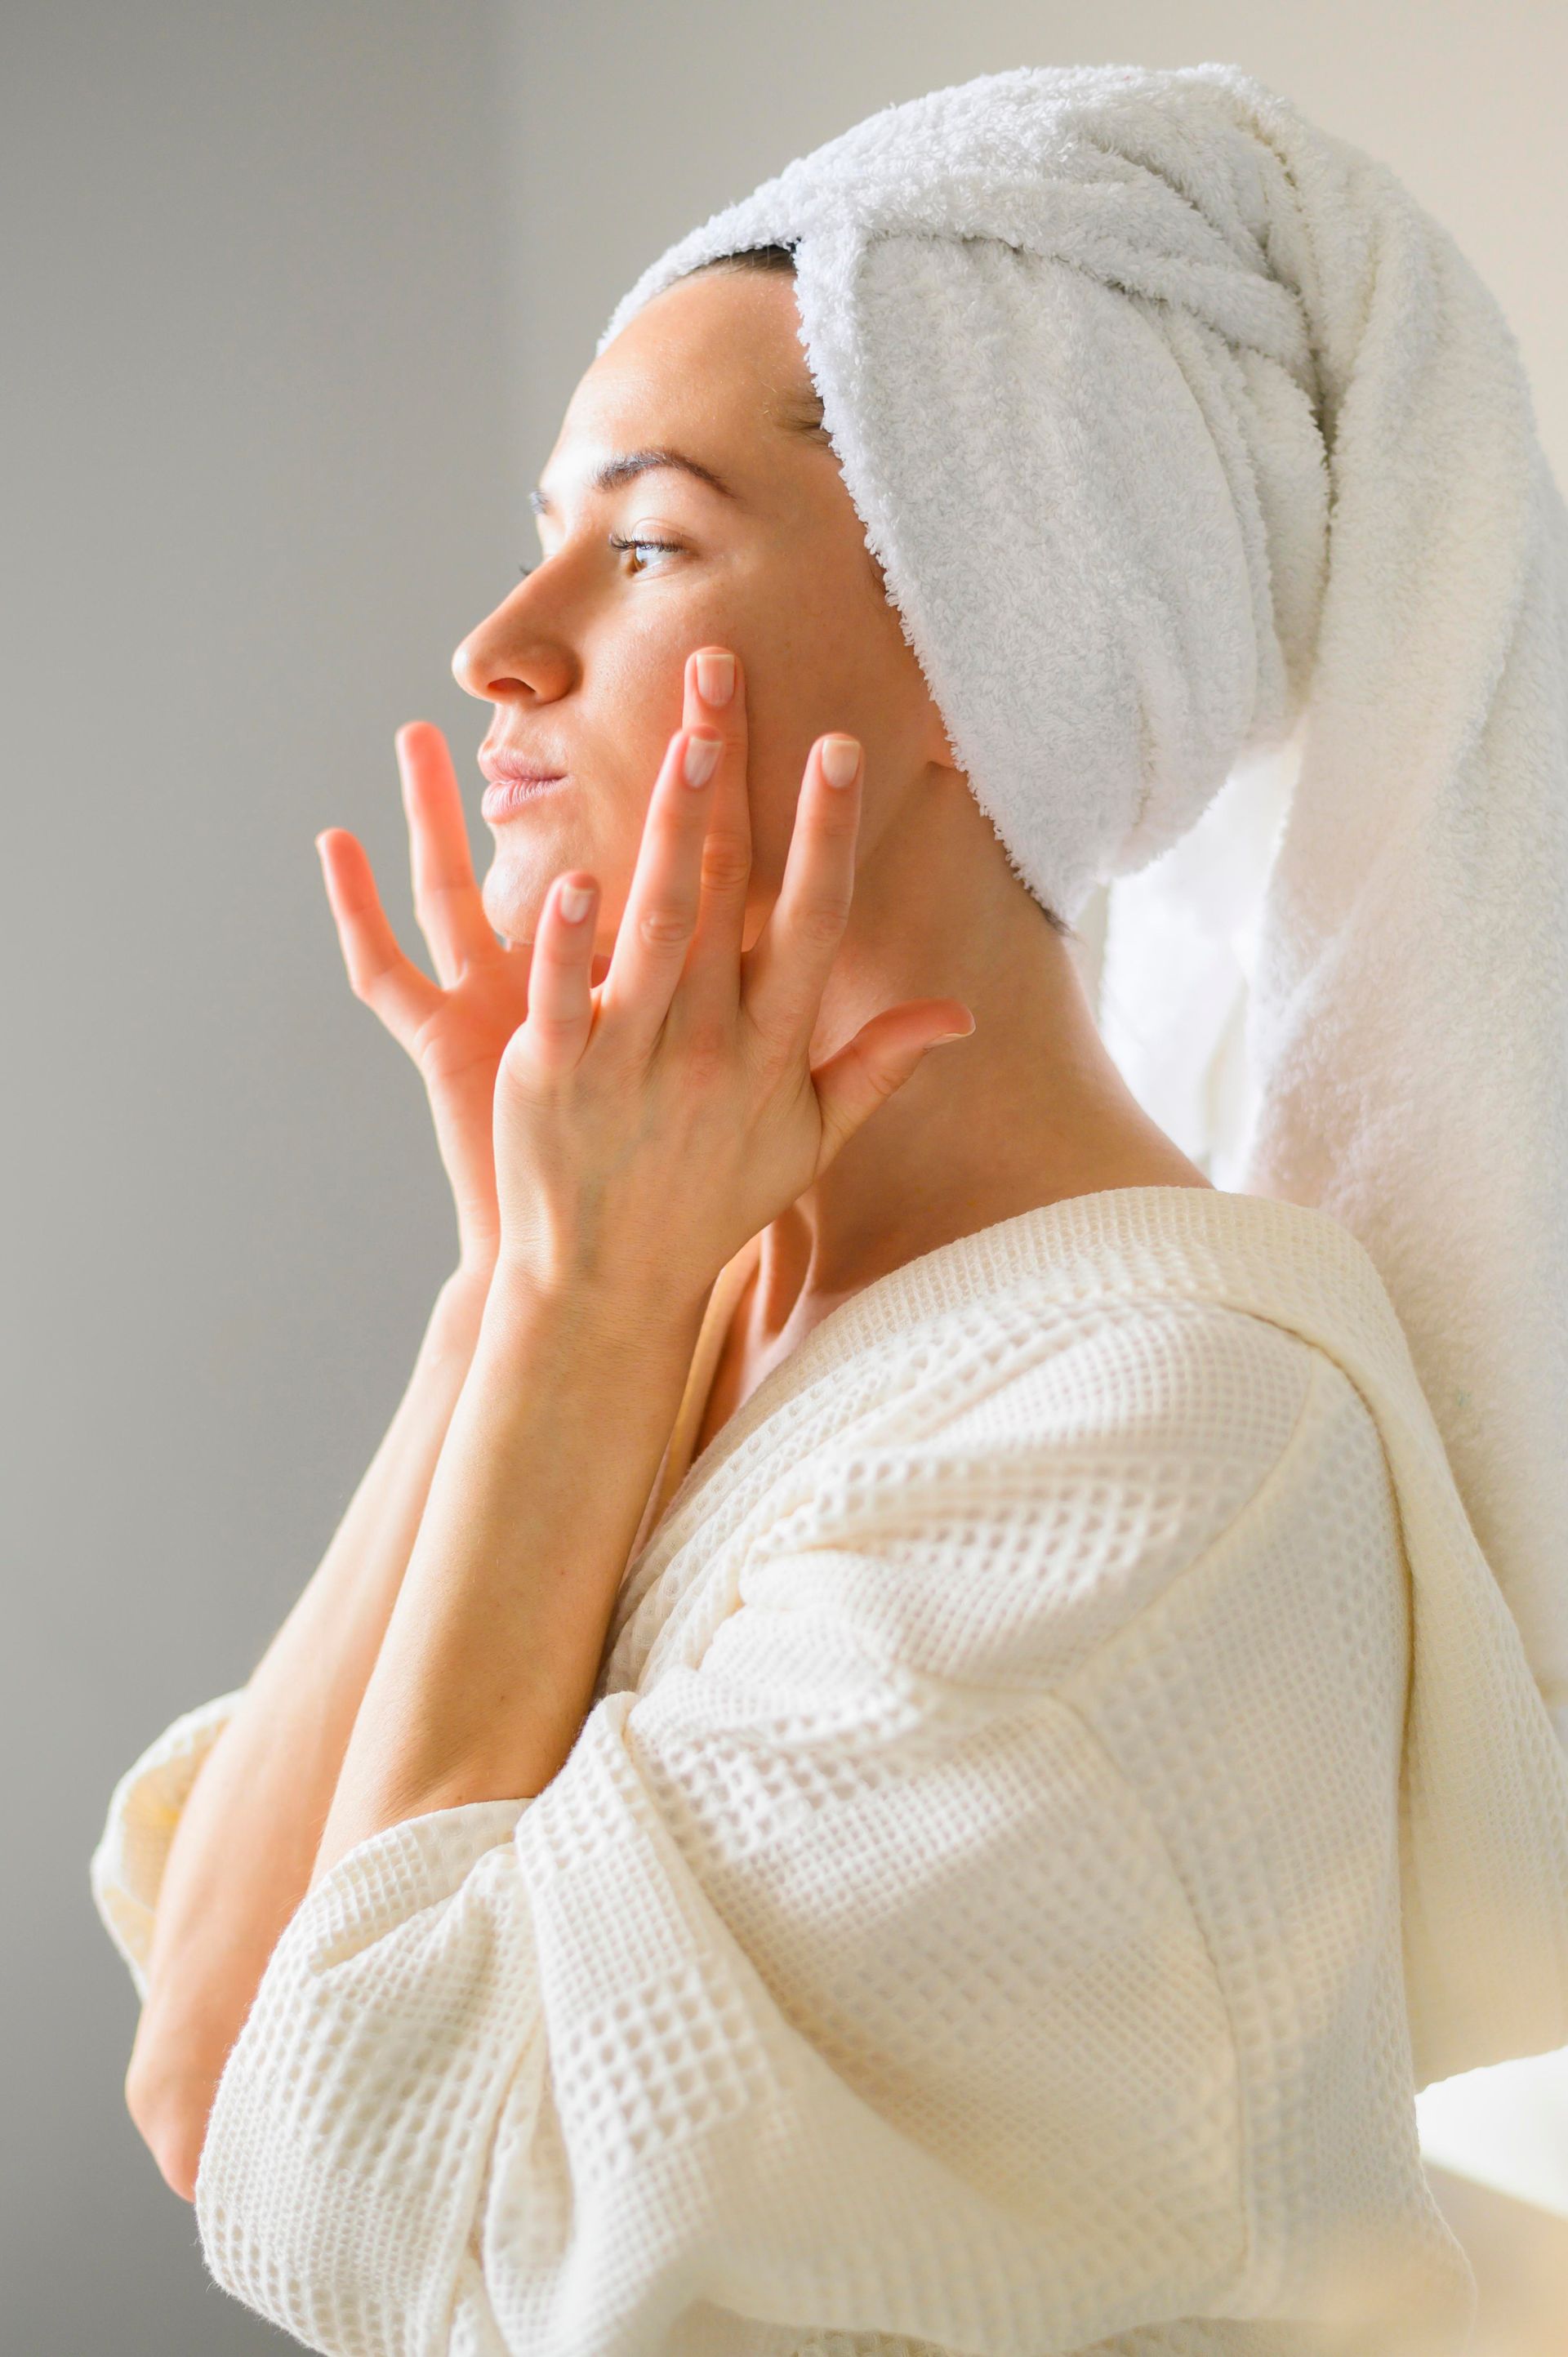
[479,853,558,947]
[480,854,621,960]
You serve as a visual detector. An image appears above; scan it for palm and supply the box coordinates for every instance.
[410,950,529,1094]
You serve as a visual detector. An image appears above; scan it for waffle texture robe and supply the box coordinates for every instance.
[91,1186,1568,2356]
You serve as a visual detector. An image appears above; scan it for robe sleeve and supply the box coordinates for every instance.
[191,1678,1246,2357]
[90,1686,248,2005]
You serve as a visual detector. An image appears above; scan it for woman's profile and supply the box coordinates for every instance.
[91,61,1568,2357]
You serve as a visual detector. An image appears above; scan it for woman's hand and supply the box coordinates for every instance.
[492,645,974,1317]
[314,724,596,1277]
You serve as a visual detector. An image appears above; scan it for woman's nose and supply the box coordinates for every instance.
[450,596,575,706]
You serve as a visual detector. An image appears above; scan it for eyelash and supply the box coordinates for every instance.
[608,532,683,571]
[516,534,683,581]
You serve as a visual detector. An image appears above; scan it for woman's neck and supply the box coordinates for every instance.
[741,802,1212,1363]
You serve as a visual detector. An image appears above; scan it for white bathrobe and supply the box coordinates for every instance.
[91,1187,1568,2356]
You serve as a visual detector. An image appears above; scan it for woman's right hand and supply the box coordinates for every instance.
[315,720,595,1279]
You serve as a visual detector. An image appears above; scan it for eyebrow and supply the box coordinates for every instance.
[528,447,739,518]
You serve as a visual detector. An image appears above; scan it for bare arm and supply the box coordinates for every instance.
[121,721,550,2195]
[119,711,568,2194]
[313,1266,706,1881]
[124,1261,492,2193]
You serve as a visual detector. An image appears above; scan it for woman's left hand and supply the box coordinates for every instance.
[491,644,974,1319]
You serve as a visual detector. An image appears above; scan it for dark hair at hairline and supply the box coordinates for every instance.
[680,244,1076,943]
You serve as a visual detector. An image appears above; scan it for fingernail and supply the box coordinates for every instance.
[683,733,722,786]
[932,1022,975,1045]
[695,649,734,706]
[558,880,593,922]
[821,734,861,788]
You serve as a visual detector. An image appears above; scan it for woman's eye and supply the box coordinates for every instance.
[608,532,682,573]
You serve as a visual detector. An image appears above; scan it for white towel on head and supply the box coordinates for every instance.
[601,61,1568,1748]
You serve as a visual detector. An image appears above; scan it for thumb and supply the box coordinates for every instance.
[810,1000,975,1164]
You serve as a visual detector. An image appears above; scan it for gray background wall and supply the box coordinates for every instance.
[7,4,1563,2350]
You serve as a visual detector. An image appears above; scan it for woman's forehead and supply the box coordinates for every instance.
[562,270,813,460]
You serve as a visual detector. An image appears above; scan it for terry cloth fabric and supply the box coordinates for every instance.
[599,62,1568,1751]
[91,1187,1568,2356]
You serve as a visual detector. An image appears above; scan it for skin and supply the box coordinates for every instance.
[127,264,1213,2203]
[324,261,1209,1432]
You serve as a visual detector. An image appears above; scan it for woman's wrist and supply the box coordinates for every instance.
[481,1243,711,1364]
[425,1258,497,1364]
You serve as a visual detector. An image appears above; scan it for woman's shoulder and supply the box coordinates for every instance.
[623,1192,1398,1694]
[725,1291,1381,1694]
[734,1181,1383,1464]
[914,1280,1323,1448]
[776,1251,1335,1499]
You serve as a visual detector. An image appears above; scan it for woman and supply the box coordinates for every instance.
[92,64,1568,2357]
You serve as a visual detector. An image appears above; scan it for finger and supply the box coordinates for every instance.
[812,1000,976,1165]
[515,871,600,1072]
[397,721,501,987]
[315,828,443,1051]
[597,727,724,1052]
[740,732,863,1052]
[677,646,751,1023]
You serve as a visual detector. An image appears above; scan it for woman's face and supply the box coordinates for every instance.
[452,265,951,951]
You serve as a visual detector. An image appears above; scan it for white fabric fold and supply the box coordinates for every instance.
[601,60,1568,1740]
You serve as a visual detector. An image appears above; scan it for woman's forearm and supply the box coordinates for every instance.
[310,1265,708,1882]
[124,1263,492,2189]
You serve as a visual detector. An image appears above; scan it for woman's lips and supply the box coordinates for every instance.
[481,773,568,822]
